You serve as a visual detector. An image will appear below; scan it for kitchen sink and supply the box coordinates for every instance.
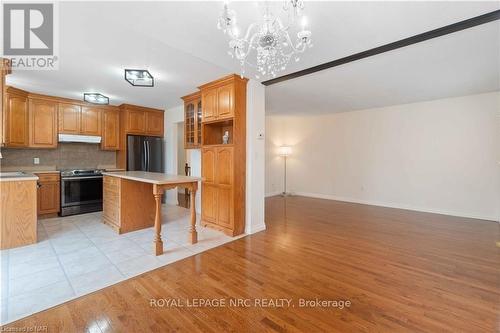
[0,171,27,178]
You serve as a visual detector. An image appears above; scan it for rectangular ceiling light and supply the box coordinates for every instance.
[125,69,154,87]
[84,93,109,105]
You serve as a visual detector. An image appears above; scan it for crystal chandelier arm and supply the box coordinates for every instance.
[241,22,262,41]
[282,29,307,54]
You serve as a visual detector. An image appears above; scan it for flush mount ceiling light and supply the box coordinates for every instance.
[84,93,109,105]
[124,69,154,87]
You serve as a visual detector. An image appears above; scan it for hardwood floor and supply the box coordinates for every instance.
[3,196,499,332]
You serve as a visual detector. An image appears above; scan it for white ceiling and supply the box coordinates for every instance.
[6,1,500,112]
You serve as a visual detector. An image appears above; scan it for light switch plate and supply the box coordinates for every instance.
[33,157,40,165]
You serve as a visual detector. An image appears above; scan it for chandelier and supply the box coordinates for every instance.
[217,1,313,79]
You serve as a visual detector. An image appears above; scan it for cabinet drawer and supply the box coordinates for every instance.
[36,173,60,183]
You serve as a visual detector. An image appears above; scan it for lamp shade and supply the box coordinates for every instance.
[278,146,292,156]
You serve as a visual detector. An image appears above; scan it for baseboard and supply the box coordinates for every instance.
[265,191,282,198]
[294,192,499,223]
[245,222,267,234]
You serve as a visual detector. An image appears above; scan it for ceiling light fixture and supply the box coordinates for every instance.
[84,93,109,105]
[124,69,154,87]
[218,0,313,79]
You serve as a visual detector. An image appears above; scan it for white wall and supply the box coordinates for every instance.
[245,79,266,234]
[266,92,500,221]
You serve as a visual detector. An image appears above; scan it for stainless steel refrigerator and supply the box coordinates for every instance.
[127,135,164,172]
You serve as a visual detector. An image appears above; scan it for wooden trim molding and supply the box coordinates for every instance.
[263,10,500,86]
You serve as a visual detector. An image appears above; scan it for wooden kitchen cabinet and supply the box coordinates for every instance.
[182,92,202,148]
[199,74,247,236]
[58,103,81,134]
[201,183,218,224]
[81,107,102,136]
[58,104,102,136]
[0,179,37,249]
[124,108,146,134]
[116,104,165,169]
[201,89,217,122]
[201,146,236,233]
[101,108,120,150]
[35,173,60,216]
[29,98,58,148]
[216,83,234,120]
[200,78,235,123]
[4,87,29,147]
[0,59,11,146]
[146,111,164,137]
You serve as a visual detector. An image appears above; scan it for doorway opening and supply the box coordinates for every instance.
[177,122,190,209]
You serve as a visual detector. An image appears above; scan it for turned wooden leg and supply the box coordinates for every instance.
[153,187,164,256]
[189,186,198,244]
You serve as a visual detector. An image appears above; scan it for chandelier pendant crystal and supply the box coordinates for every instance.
[218,0,313,79]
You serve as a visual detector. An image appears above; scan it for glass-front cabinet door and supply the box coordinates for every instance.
[196,99,202,146]
[184,102,195,148]
[183,92,202,149]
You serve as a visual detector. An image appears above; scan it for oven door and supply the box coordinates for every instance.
[61,176,103,207]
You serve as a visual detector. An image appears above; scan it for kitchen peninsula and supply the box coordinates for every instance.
[101,171,200,255]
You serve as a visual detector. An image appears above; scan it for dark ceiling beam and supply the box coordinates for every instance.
[262,10,500,86]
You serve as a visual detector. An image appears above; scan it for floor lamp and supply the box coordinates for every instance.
[279,146,292,196]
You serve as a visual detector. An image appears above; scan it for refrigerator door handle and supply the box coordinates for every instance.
[147,141,151,171]
[143,141,147,170]
[146,141,150,171]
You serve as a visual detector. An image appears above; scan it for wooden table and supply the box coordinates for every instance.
[101,171,200,255]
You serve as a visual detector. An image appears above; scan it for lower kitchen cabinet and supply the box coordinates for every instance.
[35,173,60,216]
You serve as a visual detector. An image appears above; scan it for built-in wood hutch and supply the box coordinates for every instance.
[183,74,247,236]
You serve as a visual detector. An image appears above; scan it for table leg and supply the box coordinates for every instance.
[189,187,198,244]
[153,187,164,256]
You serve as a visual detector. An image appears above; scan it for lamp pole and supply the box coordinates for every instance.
[279,146,291,197]
[283,154,287,196]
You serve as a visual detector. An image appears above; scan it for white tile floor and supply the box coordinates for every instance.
[0,205,243,325]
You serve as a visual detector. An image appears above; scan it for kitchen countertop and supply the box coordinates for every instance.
[0,172,39,182]
[102,171,200,185]
[0,166,59,173]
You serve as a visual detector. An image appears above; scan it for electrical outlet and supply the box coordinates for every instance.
[257,133,264,140]
[33,157,40,165]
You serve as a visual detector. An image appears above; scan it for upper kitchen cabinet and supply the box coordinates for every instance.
[81,107,102,136]
[4,87,29,148]
[29,98,58,148]
[216,83,234,120]
[58,103,102,137]
[120,104,164,137]
[201,88,217,122]
[0,59,11,146]
[181,92,202,149]
[146,110,164,137]
[101,108,120,150]
[58,103,81,134]
[199,74,244,123]
[123,107,146,134]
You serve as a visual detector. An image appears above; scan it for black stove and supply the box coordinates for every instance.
[60,169,104,216]
[60,169,104,178]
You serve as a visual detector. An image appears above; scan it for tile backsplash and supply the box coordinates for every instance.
[0,143,116,169]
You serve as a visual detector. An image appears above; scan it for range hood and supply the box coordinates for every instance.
[58,134,101,144]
